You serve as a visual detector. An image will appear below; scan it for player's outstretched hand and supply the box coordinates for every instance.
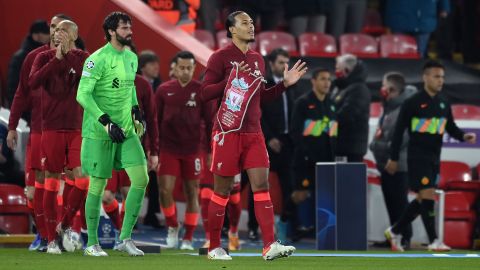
[283,60,308,88]
[132,105,146,137]
[98,114,126,143]
[464,132,477,144]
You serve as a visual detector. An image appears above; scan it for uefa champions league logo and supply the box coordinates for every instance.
[102,223,112,234]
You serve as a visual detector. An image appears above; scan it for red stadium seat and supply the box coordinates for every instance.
[298,33,337,57]
[257,31,298,56]
[0,184,30,234]
[193,29,216,49]
[438,161,471,189]
[379,34,420,59]
[362,9,386,36]
[451,104,480,120]
[443,191,476,249]
[339,34,379,58]
[439,161,479,205]
[216,30,258,51]
[370,102,383,117]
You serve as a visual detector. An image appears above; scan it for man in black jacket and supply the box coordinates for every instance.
[331,54,371,162]
[6,20,50,107]
[260,48,295,242]
[385,60,476,252]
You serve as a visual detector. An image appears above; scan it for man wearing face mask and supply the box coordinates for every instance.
[370,72,416,250]
[331,54,371,162]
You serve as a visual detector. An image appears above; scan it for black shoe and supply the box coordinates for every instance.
[401,238,411,250]
[248,229,259,241]
[37,238,48,252]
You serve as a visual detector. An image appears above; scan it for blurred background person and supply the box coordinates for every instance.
[331,54,370,162]
[370,72,416,250]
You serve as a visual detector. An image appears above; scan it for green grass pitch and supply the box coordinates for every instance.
[1,249,479,270]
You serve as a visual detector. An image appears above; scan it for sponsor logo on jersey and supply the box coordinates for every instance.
[112,78,120,88]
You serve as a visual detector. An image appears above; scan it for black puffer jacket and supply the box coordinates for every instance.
[6,36,44,107]
[331,61,371,157]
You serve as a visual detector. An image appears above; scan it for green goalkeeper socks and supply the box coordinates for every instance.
[120,165,149,240]
[85,177,107,247]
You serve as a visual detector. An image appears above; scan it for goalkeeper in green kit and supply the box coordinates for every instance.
[76,12,148,257]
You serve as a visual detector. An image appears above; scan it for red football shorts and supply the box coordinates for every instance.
[158,151,203,180]
[24,138,35,186]
[106,170,131,192]
[210,132,269,176]
[30,132,43,171]
[41,130,81,173]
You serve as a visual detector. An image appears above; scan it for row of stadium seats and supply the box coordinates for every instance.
[366,159,480,249]
[370,103,480,120]
[194,30,420,59]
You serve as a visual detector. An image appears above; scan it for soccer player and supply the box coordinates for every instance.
[155,51,213,250]
[289,67,336,237]
[102,46,159,239]
[30,19,89,254]
[384,60,476,251]
[199,11,307,260]
[7,14,71,252]
[77,11,148,257]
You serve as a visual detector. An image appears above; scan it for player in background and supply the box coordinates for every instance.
[29,19,89,254]
[77,11,148,257]
[155,51,214,250]
[7,14,71,252]
[385,60,477,252]
[199,11,307,260]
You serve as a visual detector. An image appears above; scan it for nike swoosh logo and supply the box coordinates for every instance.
[167,93,175,96]
[265,205,273,209]
[216,213,225,217]
[111,66,117,69]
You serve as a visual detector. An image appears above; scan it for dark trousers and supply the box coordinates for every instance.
[268,134,294,220]
[380,170,412,240]
[144,171,160,226]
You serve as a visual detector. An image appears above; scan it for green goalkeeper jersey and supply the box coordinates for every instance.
[77,42,138,140]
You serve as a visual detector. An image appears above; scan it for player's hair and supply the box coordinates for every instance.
[423,60,445,74]
[52,13,72,21]
[384,72,406,93]
[138,50,159,69]
[172,51,196,64]
[336,54,357,73]
[103,11,131,41]
[311,67,330,80]
[267,48,289,63]
[225,11,246,38]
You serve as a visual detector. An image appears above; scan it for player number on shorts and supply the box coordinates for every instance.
[195,158,201,172]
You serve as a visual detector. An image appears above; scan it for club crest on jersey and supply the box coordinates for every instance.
[253,61,261,76]
[86,60,95,69]
[186,93,197,107]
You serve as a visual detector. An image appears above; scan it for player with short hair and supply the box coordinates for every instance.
[7,14,72,252]
[77,11,148,257]
[385,60,477,251]
[155,50,214,250]
[199,11,307,260]
[30,19,90,254]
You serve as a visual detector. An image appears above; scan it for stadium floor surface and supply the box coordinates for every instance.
[1,248,479,270]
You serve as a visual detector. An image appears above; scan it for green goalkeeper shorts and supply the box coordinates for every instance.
[80,135,146,179]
